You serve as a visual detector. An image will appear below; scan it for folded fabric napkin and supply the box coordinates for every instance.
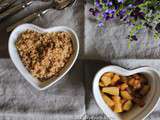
[0,59,85,120]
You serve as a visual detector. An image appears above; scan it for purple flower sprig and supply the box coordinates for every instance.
[89,0,132,28]
[89,0,160,41]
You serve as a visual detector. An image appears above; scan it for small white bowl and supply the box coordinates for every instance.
[8,24,79,90]
[93,65,160,120]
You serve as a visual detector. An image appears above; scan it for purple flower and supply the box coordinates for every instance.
[119,9,126,15]
[102,12,109,20]
[108,2,113,6]
[102,12,108,18]
[95,0,100,3]
[105,16,110,20]
[134,0,144,5]
[111,9,115,14]
[95,0,99,5]
[118,9,126,19]
[139,12,145,19]
[115,5,118,10]
[130,7,145,19]
[98,21,104,27]
[103,9,115,21]
[137,29,145,34]
[89,8,99,16]
[102,0,108,3]
[128,4,133,8]
[110,14,114,19]
[105,9,115,14]
[95,0,102,9]
[118,0,124,3]
[128,22,134,26]
[130,35,138,41]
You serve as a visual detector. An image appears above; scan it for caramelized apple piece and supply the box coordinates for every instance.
[101,75,111,86]
[121,99,127,105]
[120,83,128,91]
[121,91,133,100]
[128,78,141,90]
[99,82,105,87]
[128,78,135,86]
[102,93,115,107]
[111,74,120,85]
[102,87,119,96]
[123,100,133,111]
[103,72,114,78]
[112,96,123,113]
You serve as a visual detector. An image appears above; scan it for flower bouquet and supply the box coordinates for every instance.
[89,0,160,41]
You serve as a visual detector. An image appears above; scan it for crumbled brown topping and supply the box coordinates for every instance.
[16,30,73,81]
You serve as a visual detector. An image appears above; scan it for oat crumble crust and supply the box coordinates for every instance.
[16,30,74,81]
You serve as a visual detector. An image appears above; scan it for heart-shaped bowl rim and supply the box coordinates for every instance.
[93,65,160,120]
[8,23,79,90]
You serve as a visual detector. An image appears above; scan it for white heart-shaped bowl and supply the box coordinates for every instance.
[93,65,160,120]
[8,24,79,90]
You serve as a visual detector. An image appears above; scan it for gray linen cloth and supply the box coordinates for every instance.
[0,59,85,120]
[0,0,160,120]
[1,59,160,120]
[84,3,160,60]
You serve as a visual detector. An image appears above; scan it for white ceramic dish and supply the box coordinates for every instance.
[93,65,160,120]
[9,24,79,90]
